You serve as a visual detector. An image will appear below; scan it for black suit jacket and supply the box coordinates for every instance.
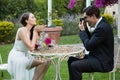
[79,18,114,72]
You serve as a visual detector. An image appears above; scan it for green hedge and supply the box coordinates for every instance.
[52,19,63,27]
[102,13,114,26]
[0,21,14,43]
[61,15,80,36]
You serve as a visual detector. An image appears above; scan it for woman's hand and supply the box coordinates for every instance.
[34,25,47,32]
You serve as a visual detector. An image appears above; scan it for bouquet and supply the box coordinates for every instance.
[35,32,53,51]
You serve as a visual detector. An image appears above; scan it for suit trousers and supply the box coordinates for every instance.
[68,56,102,80]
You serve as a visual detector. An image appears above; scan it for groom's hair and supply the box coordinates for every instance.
[83,5,100,18]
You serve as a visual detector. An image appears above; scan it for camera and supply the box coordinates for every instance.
[80,17,85,22]
[80,17,86,22]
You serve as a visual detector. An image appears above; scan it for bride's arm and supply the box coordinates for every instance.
[18,28,38,51]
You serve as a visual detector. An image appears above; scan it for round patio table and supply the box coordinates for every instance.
[29,44,84,80]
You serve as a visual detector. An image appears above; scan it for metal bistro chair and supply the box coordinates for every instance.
[88,37,120,80]
[0,54,13,80]
[108,37,120,80]
[88,38,120,80]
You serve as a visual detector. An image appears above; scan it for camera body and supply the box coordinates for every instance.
[80,17,85,22]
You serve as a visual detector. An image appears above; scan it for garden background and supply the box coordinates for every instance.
[0,0,119,80]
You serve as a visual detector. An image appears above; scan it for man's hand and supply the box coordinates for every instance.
[79,21,86,31]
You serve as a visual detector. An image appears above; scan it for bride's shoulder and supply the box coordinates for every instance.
[19,27,25,30]
[18,27,25,32]
[17,27,26,35]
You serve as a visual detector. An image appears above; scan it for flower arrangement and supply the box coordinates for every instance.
[67,0,118,9]
[68,0,77,10]
[94,0,118,8]
[90,27,95,33]
[35,32,53,51]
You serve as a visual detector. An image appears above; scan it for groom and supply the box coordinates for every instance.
[68,5,114,80]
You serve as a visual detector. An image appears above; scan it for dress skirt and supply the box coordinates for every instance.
[7,49,35,80]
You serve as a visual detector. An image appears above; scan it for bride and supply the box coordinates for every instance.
[7,12,51,80]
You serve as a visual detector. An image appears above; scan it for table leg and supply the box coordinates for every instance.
[47,53,83,80]
[51,57,62,80]
[58,57,62,80]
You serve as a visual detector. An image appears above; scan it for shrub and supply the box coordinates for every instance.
[52,19,63,26]
[0,21,14,43]
[102,14,117,36]
[62,14,80,36]
[102,14,114,25]
[36,19,44,25]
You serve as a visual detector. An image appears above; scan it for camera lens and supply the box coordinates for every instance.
[80,17,85,22]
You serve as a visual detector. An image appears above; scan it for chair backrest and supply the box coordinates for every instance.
[114,37,120,69]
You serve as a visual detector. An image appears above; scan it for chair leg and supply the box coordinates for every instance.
[113,71,115,80]
[88,73,94,80]
[91,73,94,80]
[109,72,111,80]
[88,73,91,80]
[109,72,115,80]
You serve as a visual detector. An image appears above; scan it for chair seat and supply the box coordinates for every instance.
[0,63,7,70]
[109,69,116,73]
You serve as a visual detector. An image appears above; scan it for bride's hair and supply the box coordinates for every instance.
[19,12,34,40]
[19,12,31,26]
[30,26,35,40]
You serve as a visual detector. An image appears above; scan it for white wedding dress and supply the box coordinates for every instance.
[7,28,35,80]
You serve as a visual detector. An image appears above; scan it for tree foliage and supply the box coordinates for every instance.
[0,0,37,21]
[0,0,85,21]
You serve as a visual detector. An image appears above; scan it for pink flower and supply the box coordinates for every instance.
[35,44,39,50]
[94,0,118,8]
[68,0,77,10]
[44,38,52,45]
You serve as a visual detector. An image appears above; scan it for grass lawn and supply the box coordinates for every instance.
[0,34,120,80]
